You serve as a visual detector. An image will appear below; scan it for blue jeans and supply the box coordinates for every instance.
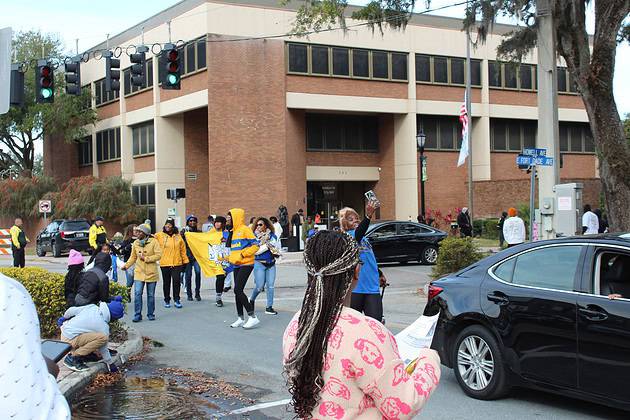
[134,281,156,318]
[185,260,201,297]
[250,261,276,308]
[125,266,135,288]
[111,255,119,283]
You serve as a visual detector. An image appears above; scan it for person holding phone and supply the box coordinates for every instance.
[339,198,386,322]
[0,273,71,419]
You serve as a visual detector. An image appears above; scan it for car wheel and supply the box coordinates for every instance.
[452,325,509,400]
[421,245,438,265]
[52,241,62,258]
[36,243,46,257]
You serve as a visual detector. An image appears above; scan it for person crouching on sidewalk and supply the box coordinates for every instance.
[59,296,124,372]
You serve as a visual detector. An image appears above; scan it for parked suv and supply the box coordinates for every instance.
[36,219,91,257]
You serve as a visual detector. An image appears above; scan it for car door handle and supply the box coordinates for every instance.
[487,292,509,305]
[579,306,609,322]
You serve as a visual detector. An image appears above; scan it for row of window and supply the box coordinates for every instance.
[416,55,481,87]
[96,127,121,162]
[158,37,207,82]
[77,136,92,166]
[123,59,154,96]
[287,43,408,81]
[419,115,595,154]
[489,61,578,93]
[94,79,120,106]
[132,184,156,206]
[306,114,379,152]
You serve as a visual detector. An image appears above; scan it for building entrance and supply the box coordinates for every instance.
[307,181,375,229]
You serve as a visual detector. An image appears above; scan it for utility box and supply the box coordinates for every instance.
[553,183,583,237]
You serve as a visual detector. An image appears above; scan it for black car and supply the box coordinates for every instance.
[36,219,91,257]
[424,233,630,411]
[365,221,447,264]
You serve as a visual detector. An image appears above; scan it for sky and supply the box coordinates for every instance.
[0,0,628,117]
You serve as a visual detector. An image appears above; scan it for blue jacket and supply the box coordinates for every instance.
[348,229,380,294]
[255,232,280,264]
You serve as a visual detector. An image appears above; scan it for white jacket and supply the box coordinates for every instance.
[61,303,112,363]
[503,216,526,245]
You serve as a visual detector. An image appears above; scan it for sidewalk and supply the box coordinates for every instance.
[57,325,144,399]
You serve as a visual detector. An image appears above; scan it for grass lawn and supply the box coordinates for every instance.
[473,237,502,248]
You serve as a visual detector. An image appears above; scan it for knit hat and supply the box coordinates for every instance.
[95,216,104,222]
[144,219,151,225]
[186,215,197,223]
[137,223,151,236]
[508,207,518,217]
[107,296,124,321]
[164,218,175,227]
[67,249,84,266]
[112,232,123,241]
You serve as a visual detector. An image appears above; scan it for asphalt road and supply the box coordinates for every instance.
[3,256,627,419]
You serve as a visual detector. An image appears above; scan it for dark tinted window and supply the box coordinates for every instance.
[559,125,569,152]
[511,246,583,291]
[372,51,389,79]
[504,64,517,88]
[439,120,455,149]
[288,44,307,73]
[471,60,481,86]
[489,61,501,87]
[422,117,438,149]
[61,221,91,231]
[332,48,349,76]
[508,123,521,151]
[450,58,464,85]
[311,46,329,74]
[493,258,515,282]
[584,129,595,152]
[557,67,567,92]
[523,121,536,149]
[399,224,429,235]
[391,53,408,80]
[433,57,448,83]
[492,119,507,150]
[197,39,206,69]
[520,65,532,89]
[416,54,431,82]
[352,49,369,77]
[186,42,196,73]
[371,224,396,238]
[306,114,378,152]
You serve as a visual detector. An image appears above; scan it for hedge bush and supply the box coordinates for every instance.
[0,267,129,338]
[483,219,500,240]
[431,237,484,279]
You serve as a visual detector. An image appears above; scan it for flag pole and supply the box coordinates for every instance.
[465,20,474,230]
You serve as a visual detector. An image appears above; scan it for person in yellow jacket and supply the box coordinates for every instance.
[10,218,29,268]
[122,223,162,322]
[185,216,230,307]
[88,216,107,265]
[155,218,189,309]
[226,208,260,329]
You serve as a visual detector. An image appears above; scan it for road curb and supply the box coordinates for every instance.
[58,324,143,400]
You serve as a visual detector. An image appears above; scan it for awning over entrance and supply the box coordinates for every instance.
[306,166,380,182]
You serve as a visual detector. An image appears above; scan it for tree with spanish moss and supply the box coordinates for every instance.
[287,0,630,231]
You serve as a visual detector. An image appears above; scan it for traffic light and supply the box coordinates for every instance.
[103,51,120,92]
[35,60,54,103]
[64,58,81,96]
[130,46,148,88]
[160,43,180,90]
[10,64,24,108]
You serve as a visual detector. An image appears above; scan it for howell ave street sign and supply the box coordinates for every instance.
[517,148,554,167]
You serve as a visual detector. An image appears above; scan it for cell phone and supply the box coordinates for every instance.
[364,190,381,207]
[41,340,72,363]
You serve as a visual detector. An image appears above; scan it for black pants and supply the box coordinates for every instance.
[499,231,505,247]
[351,293,383,322]
[234,266,254,317]
[12,247,25,268]
[215,274,226,295]
[161,266,183,303]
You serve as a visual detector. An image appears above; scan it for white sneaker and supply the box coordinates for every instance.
[243,316,260,329]
[230,318,245,328]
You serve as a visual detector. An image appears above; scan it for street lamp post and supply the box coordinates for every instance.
[416,130,426,220]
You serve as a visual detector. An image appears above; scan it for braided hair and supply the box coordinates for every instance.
[284,230,360,419]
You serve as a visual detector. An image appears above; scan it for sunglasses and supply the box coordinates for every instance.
[256,223,264,227]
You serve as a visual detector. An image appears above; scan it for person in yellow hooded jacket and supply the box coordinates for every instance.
[226,208,260,329]
[155,219,189,309]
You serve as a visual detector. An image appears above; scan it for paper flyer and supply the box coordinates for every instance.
[395,313,440,366]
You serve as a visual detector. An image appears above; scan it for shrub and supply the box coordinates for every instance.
[431,237,484,279]
[473,219,483,237]
[0,267,129,338]
[0,176,59,218]
[483,219,500,240]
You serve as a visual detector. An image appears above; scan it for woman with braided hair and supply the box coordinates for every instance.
[283,230,440,419]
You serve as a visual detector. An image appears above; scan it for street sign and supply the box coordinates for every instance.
[38,200,51,213]
[167,208,176,217]
[523,148,547,157]
[516,155,554,167]
[0,27,12,115]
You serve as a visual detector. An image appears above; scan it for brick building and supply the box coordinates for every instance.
[44,0,599,229]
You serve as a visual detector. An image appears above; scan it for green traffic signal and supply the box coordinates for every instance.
[167,73,179,85]
[41,88,53,99]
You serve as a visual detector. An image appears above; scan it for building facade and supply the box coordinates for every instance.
[44,0,600,228]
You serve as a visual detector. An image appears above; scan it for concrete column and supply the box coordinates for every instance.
[154,115,186,228]
[90,81,98,177]
[473,57,491,182]
[119,75,134,181]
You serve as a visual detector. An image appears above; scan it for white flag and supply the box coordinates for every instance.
[457,92,469,167]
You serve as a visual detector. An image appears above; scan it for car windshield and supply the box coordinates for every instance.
[61,221,90,231]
